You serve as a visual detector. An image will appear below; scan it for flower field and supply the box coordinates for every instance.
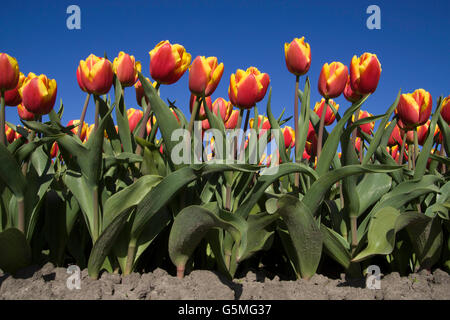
[0,37,449,283]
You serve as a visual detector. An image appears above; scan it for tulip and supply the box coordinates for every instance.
[0,53,20,91]
[77,54,114,95]
[19,73,57,115]
[5,124,15,144]
[386,121,403,146]
[113,51,142,87]
[225,110,239,129]
[202,98,233,130]
[396,88,432,129]
[318,62,348,99]
[127,108,143,133]
[284,37,311,76]
[350,53,381,94]
[190,94,213,120]
[313,98,339,126]
[228,67,270,109]
[250,115,271,134]
[146,116,157,136]
[352,110,374,135]
[67,120,88,141]
[307,121,318,156]
[282,126,295,149]
[441,95,450,124]
[4,72,25,106]
[343,75,363,103]
[85,124,95,142]
[149,40,191,85]
[189,56,224,96]
[50,142,59,159]
[17,103,36,121]
[135,77,158,107]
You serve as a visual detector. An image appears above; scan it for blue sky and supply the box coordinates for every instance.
[1,0,449,130]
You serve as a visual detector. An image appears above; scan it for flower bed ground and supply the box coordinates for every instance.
[1,263,449,300]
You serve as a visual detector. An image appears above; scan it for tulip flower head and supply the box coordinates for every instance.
[225,109,239,129]
[67,120,88,141]
[189,56,224,96]
[0,53,20,91]
[113,51,142,87]
[396,88,432,129]
[190,94,213,120]
[5,124,16,144]
[318,62,348,99]
[313,98,339,126]
[228,67,270,109]
[149,40,191,85]
[386,121,403,146]
[284,37,311,76]
[441,95,450,124]
[78,54,114,95]
[202,98,233,130]
[352,110,374,135]
[282,126,295,149]
[350,53,381,95]
[127,108,143,133]
[19,73,57,115]
[135,77,158,107]
[4,72,25,106]
[343,75,363,103]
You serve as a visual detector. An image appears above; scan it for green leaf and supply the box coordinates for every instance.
[356,172,392,216]
[266,88,289,164]
[114,77,133,153]
[276,195,322,279]
[0,142,26,199]
[320,224,351,269]
[168,203,248,271]
[0,228,32,274]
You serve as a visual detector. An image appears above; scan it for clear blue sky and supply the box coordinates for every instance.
[1,0,449,130]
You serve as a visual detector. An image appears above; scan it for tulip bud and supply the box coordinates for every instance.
[318,62,348,99]
[441,95,450,124]
[343,75,363,103]
[146,116,157,135]
[113,51,142,87]
[417,120,431,146]
[352,110,374,135]
[282,126,295,149]
[313,98,339,126]
[225,109,239,129]
[5,124,15,144]
[17,103,36,121]
[228,67,270,109]
[127,108,143,133]
[189,56,224,96]
[284,37,311,76]
[307,121,318,156]
[50,142,59,159]
[135,77,158,107]
[67,120,88,141]
[350,52,381,95]
[19,73,57,115]
[149,40,191,85]
[386,121,403,146]
[250,115,271,136]
[0,53,20,91]
[4,73,25,106]
[190,94,213,120]
[78,54,114,95]
[202,97,232,130]
[396,88,432,129]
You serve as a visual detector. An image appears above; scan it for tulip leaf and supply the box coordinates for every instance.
[0,142,26,199]
[295,77,311,162]
[356,172,392,216]
[113,76,133,153]
[438,114,450,155]
[320,224,351,269]
[168,203,248,272]
[0,227,32,275]
[276,195,322,279]
[266,88,289,164]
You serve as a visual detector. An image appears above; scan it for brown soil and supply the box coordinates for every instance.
[1,263,449,300]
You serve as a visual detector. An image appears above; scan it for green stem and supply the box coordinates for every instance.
[350,216,358,254]
[125,237,137,275]
[135,98,151,157]
[188,96,200,135]
[234,109,244,159]
[0,90,6,146]
[17,197,25,234]
[78,93,91,139]
[294,76,301,189]
[399,132,407,165]
[238,109,250,161]
[351,107,361,148]
[93,186,99,243]
[413,128,419,169]
[94,96,100,134]
[316,98,328,161]
[440,143,447,173]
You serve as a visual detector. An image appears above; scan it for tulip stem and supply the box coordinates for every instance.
[413,128,419,169]
[92,186,99,243]
[0,90,6,145]
[316,98,328,161]
[17,197,25,234]
[135,99,151,157]
[93,96,100,134]
[188,97,200,135]
[78,93,91,139]
[399,132,407,165]
[125,237,137,275]
[239,110,250,161]
[351,107,361,147]
[440,143,447,173]
[234,109,244,159]
[294,75,300,189]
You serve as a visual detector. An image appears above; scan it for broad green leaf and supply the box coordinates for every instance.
[266,88,289,164]
[0,228,32,274]
[0,143,26,199]
[113,77,133,153]
[320,224,351,269]
[276,195,322,279]
[356,172,392,216]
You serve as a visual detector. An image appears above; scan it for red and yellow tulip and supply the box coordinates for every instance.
[135,77,157,107]
[343,75,363,103]
[284,37,311,76]
[396,88,432,129]
[352,110,374,135]
[350,53,381,95]
[190,94,213,120]
[19,73,57,115]
[386,121,403,146]
[113,51,142,87]
[202,98,233,130]
[441,95,450,124]
[149,40,191,85]
[0,53,20,91]
[224,109,239,129]
[17,103,36,121]
[67,120,88,141]
[5,124,15,144]
[4,72,25,106]
[282,126,295,149]
[126,108,143,133]
[228,67,270,109]
[77,54,114,95]
[189,56,224,96]
[318,62,348,99]
[313,98,339,126]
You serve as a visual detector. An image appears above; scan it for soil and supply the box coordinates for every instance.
[1,263,449,300]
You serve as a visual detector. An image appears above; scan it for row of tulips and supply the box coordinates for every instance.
[0,36,449,281]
